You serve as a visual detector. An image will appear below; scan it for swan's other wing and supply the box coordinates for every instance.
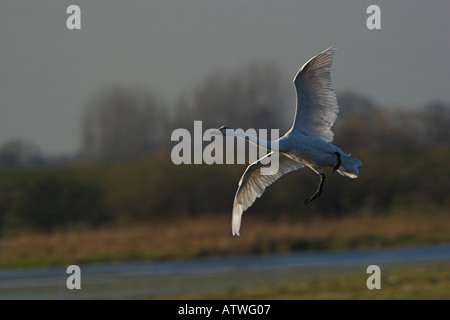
[292,46,339,143]
[232,153,306,236]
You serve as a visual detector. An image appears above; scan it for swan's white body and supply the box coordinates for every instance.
[219,47,362,236]
[278,132,359,179]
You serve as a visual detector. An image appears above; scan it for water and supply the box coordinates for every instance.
[1,244,449,299]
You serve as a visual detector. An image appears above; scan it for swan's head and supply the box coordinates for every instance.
[216,125,232,136]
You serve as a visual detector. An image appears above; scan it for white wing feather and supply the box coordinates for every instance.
[292,46,339,143]
[232,153,306,236]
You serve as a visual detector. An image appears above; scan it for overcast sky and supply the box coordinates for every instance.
[1,0,449,155]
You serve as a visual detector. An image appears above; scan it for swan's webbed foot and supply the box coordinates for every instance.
[304,173,326,205]
[332,152,341,174]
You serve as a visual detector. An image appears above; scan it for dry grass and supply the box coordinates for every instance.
[160,262,450,300]
[1,212,450,268]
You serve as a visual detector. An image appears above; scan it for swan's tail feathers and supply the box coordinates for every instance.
[232,204,243,236]
[337,155,362,179]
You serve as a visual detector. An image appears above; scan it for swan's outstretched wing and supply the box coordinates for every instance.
[232,153,306,236]
[291,47,339,143]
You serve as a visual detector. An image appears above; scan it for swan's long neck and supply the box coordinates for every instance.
[225,128,276,151]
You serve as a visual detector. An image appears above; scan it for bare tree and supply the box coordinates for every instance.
[81,85,168,161]
[335,93,450,150]
[422,101,450,146]
[174,61,292,133]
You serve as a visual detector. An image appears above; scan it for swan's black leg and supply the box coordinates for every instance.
[304,173,326,205]
[332,152,341,174]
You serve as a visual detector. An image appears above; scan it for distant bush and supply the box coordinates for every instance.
[0,170,109,234]
[18,176,108,231]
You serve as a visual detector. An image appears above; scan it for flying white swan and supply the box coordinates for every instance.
[217,47,362,236]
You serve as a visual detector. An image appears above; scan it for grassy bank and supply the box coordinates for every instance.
[157,262,450,300]
[1,212,449,269]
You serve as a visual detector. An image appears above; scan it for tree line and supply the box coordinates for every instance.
[1,60,448,166]
[79,61,450,160]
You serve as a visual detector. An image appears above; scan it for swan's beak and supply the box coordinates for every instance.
[212,128,222,136]
[213,126,225,135]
